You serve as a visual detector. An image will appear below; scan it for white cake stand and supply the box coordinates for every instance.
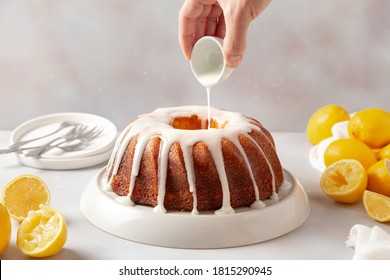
[80,167,310,249]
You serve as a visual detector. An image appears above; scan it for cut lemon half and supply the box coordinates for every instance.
[320,159,367,203]
[363,190,390,223]
[1,175,50,221]
[17,205,67,257]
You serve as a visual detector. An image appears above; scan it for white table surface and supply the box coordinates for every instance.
[0,130,385,260]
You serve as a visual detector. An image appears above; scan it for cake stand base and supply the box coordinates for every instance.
[80,167,310,249]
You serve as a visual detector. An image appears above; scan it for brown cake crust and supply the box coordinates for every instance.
[109,112,284,212]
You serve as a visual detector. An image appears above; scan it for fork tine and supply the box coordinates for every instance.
[90,127,103,138]
[82,126,102,140]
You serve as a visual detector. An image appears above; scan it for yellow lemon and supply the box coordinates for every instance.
[324,138,377,170]
[348,108,390,149]
[307,104,350,144]
[1,175,50,222]
[320,159,367,203]
[0,203,11,255]
[363,190,390,222]
[367,159,390,197]
[17,205,67,257]
[378,143,390,160]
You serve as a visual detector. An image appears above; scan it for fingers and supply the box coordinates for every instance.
[204,4,223,36]
[219,0,272,68]
[178,0,202,60]
[179,0,222,60]
[193,5,213,41]
[222,8,251,68]
[179,0,271,67]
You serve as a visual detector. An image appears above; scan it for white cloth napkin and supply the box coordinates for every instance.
[346,224,390,259]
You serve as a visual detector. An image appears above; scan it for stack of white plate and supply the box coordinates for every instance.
[10,112,117,170]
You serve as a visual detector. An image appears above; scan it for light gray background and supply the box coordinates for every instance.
[1,0,389,131]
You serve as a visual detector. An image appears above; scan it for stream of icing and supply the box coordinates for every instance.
[195,63,220,129]
[207,87,211,129]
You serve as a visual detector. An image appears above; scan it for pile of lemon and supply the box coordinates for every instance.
[307,105,390,223]
[0,175,67,257]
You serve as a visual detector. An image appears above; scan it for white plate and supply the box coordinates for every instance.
[80,168,310,249]
[15,149,113,170]
[10,112,117,169]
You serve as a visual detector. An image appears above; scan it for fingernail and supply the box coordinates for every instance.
[227,55,242,67]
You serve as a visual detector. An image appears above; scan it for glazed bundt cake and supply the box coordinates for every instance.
[104,106,284,215]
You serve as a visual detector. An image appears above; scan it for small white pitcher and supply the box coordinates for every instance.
[190,36,233,88]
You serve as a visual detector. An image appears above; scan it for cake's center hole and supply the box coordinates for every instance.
[171,115,227,130]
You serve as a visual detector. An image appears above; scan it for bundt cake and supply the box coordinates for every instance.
[104,106,284,215]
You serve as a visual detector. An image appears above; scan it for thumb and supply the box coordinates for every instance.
[222,12,252,68]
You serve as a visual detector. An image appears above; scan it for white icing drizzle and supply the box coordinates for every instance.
[210,138,234,215]
[230,136,263,207]
[128,134,148,206]
[105,105,280,215]
[154,137,169,214]
[181,145,198,215]
[247,134,280,203]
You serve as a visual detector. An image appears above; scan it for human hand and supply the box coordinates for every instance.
[179,0,271,68]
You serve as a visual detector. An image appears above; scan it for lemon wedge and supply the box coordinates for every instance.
[363,190,390,223]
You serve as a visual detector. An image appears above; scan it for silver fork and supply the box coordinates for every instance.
[0,141,89,155]
[31,126,103,157]
[24,125,89,158]
[27,139,90,156]
[9,121,80,149]
[25,125,102,158]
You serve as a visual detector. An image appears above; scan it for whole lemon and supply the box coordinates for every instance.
[307,104,350,145]
[0,203,11,255]
[367,159,390,197]
[378,143,390,160]
[348,108,390,149]
[324,138,377,170]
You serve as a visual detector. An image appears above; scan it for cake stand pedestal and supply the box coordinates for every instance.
[80,168,310,249]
